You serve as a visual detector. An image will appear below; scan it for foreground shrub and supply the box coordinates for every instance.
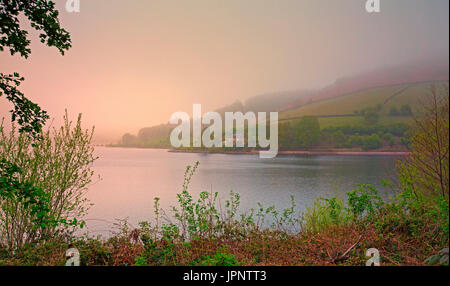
[190,246,242,266]
[374,185,449,243]
[346,184,384,221]
[397,85,449,201]
[301,184,384,233]
[0,159,54,250]
[0,111,97,250]
[301,197,349,233]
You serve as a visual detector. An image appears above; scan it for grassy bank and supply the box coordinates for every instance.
[0,162,448,266]
[1,224,446,266]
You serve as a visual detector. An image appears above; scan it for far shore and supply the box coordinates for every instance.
[99,145,410,156]
[168,149,411,156]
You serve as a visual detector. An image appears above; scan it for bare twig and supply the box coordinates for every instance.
[332,235,362,263]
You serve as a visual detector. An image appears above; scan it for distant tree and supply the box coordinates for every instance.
[363,134,382,151]
[279,122,295,150]
[122,133,138,146]
[138,124,172,142]
[346,135,363,148]
[389,106,400,116]
[295,116,320,148]
[388,123,409,137]
[364,108,380,125]
[382,133,395,147]
[400,104,412,116]
[376,104,383,112]
[0,0,71,137]
[400,136,410,148]
[333,130,346,148]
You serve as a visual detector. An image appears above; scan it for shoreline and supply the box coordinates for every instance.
[168,149,410,156]
[100,145,410,156]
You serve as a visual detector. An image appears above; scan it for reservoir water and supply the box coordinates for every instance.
[85,147,400,235]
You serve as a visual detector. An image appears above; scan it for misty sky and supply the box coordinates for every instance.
[0,0,448,142]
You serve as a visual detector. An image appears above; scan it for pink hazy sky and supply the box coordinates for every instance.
[0,0,448,142]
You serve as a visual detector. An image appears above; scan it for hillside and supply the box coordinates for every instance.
[279,81,449,128]
[243,89,314,113]
[279,57,449,112]
[116,57,449,150]
[237,56,449,115]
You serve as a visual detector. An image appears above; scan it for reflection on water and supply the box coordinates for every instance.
[85,147,400,235]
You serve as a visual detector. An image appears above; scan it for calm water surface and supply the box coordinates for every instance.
[85,147,400,235]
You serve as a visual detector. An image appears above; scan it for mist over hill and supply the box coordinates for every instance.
[245,55,449,113]
[117,56,449,147]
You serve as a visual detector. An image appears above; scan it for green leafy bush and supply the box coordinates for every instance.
[346,184,384,221]
[302,196,350,233]
[0,112,96,250]
[190,247,241,266]
[0,159,52,249]
[374,184,449,242]
[362,134,382,150]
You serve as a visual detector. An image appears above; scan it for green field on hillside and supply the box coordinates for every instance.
[316,115,413,129]
[280,82,448,122]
